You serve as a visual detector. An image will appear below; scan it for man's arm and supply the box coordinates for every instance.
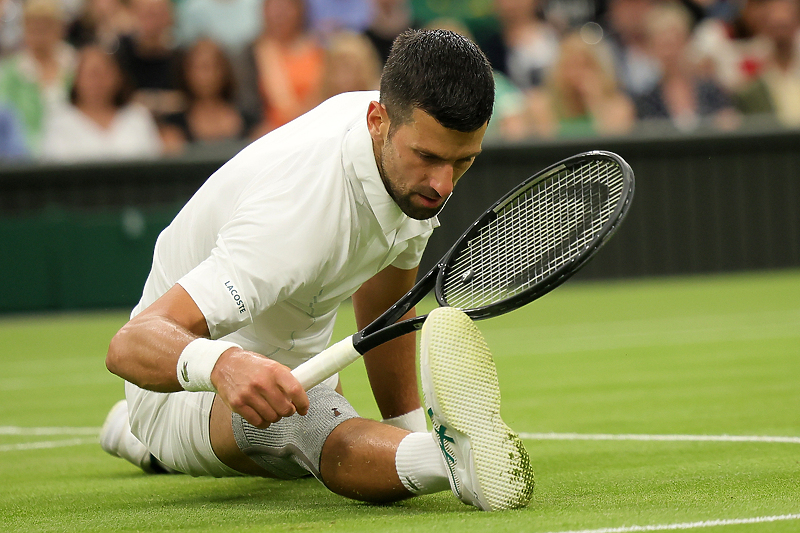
[106,284,309,428]
[351,265,421,420]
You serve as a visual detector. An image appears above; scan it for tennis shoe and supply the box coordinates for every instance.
[420,307,534,511]
[100,399,165,473]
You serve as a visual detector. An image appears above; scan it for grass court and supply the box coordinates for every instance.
[1,269,798,532]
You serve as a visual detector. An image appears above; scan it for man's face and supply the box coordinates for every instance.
[367,102,486,220]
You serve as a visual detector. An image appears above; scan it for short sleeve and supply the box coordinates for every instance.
[177,236,254,339]
[391,226,435,270]
[176,184,336,340]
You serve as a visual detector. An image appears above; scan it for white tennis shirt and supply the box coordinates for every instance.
[132,91,438,369]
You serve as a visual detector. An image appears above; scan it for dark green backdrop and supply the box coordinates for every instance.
[2,129,798,313]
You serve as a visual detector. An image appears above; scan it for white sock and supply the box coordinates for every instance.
[395,432,451,495]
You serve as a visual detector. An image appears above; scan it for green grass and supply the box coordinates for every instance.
[1,270,799,532]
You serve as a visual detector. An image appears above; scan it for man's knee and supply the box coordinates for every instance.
[231,385,359,480]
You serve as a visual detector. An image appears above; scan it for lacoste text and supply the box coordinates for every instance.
[224,281,247,314]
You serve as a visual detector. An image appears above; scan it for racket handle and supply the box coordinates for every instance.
[291,336,361,390]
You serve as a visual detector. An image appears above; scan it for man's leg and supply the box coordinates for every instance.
[210,390,444,502]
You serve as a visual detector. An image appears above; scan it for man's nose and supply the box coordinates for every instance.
[429,164,455,198]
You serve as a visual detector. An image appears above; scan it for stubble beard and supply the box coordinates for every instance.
[377,144,443,221]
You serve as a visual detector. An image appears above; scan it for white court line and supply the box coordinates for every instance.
[0,426,100,436]
[0,437,97,452]
[520,432,800,444]
[543,513,800,533]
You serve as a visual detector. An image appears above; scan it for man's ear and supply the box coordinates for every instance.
[366,101,389,143]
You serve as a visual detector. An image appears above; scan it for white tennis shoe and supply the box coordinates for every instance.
[420,307,534,511]
[100,399,163,473]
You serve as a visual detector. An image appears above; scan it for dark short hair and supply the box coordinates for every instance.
[380,29,494,133]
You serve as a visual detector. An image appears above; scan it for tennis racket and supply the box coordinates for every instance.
[291,150,635,390]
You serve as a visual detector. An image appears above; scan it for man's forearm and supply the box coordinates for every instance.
[106,313,199,392]
[362,322,421,420]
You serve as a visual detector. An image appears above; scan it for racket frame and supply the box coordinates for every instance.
[436,150,634,320]
[351,150,634,354]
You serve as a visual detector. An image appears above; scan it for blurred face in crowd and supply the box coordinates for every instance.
[494,0,538,24]
[374,0,407,11]
[74,46,123,107]
[740,0,770,36]
[24,14,64,56]
[185,40,228,100]
[133,0,172,41]
[608,0,653,42]
[558,40,599,90]
[647,16,689,72]
[89,0,123,22]
[323,34,381,96]
[761,0,799,47]
[264,0,305,42]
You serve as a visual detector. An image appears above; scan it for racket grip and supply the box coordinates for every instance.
[291,336,361,390]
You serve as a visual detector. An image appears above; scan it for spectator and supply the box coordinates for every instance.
[305,0,372,39]
[409,0,497,41]
[527,31,636,137]
[692,0,773,92]
[248,0,324,135]
[636,2,737,132]
[0,104,28,159]
[115,0,183,119]
[363,0,417,64]
[541,0,598,32]
[319,31,381,99]
[601,0,661,97]
[161,38,255,153]
[67,0,136,51]
[0,0,76,155]
[1,0,24,57]
[41,45,161,161]
[175,0,263,54]
[735,0,800,127]
[479,0,560,89]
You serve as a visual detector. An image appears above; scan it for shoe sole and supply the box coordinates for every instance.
[421,307,535,511]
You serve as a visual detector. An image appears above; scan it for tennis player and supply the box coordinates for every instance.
[101,29,533,511]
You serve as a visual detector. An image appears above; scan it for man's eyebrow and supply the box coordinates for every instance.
[416,148,482,161]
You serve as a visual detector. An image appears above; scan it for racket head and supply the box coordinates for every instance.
[435,150,634,319]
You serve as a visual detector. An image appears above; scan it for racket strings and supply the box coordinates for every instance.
[443,160,624,309]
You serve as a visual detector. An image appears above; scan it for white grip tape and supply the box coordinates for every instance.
[291,336,361,390]
[177,338,241,392]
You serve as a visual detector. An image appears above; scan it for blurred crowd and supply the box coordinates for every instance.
[0,0,798,162]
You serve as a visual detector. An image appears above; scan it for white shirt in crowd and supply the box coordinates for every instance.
[41,102,162,162]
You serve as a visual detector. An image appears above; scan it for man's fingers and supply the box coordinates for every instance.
[236,405,268,429]
[216,352,309,424]
[230,392,280,428]
[275,371,309,416]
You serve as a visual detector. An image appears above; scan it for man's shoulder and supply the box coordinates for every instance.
[234,91,377,163]
[304,90,378,129]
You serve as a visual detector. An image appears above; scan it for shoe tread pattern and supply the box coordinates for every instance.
[424,307,535,510]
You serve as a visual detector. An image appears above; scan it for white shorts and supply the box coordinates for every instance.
[125,382,241,477]
[124,373,341,477]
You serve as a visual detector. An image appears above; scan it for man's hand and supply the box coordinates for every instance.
[211,348,310,428]
[107,284,308,429]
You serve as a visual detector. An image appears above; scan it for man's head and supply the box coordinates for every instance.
[380,29,494,134]
[369,29,494,220]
